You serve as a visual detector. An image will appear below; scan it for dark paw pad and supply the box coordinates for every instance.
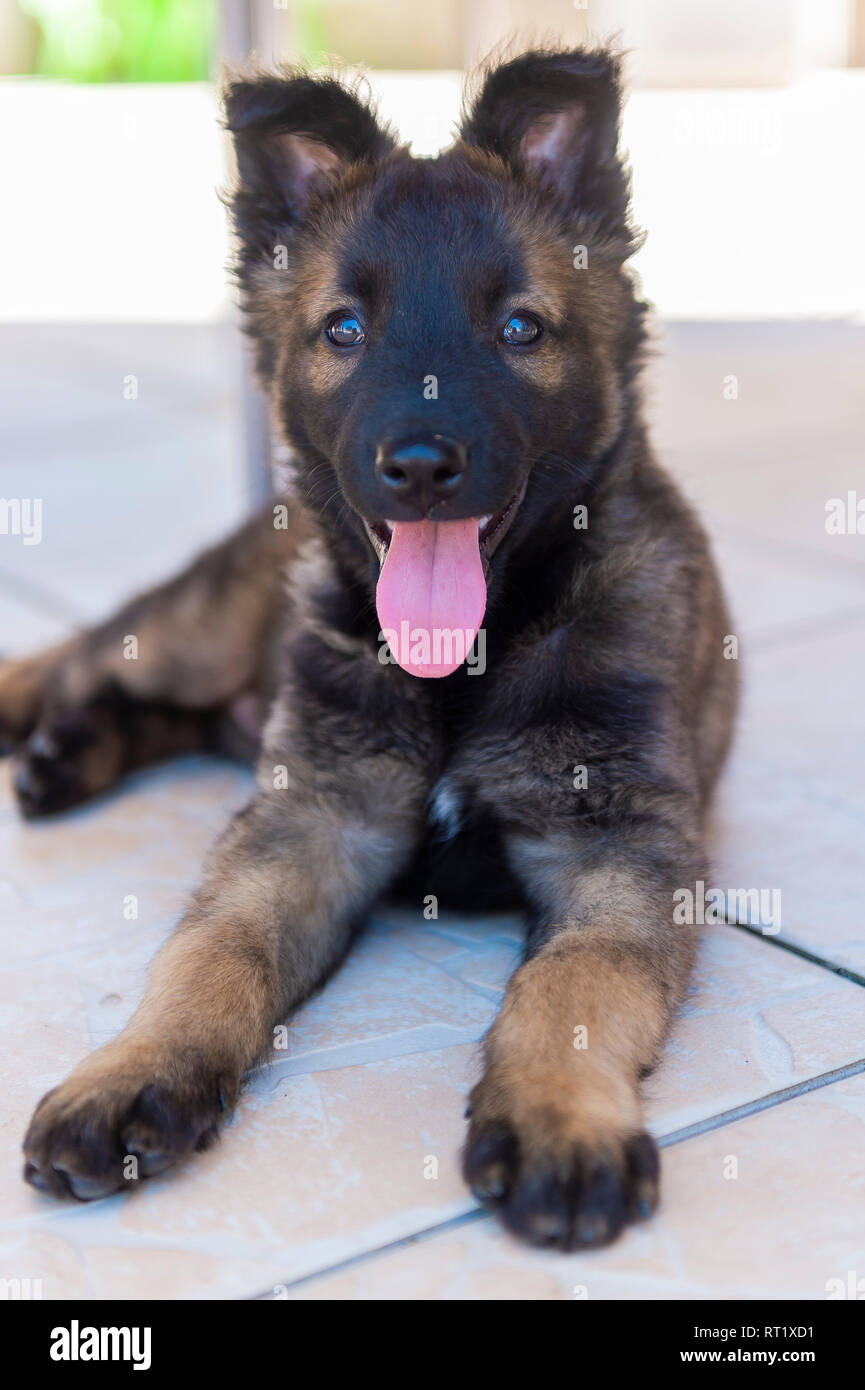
[22,1053,235,1201]
[463,1119,660,1252]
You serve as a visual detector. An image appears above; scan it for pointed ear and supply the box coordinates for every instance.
[460,49,628,226]
[224,72,397,249]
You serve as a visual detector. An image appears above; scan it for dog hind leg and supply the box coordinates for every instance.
[0,504,309,815]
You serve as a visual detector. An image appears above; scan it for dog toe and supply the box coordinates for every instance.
[22,1048,235,1201]
[463,1100,660,1252]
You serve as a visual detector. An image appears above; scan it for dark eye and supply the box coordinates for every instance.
[501,313,542,346]
[326,312,365,347]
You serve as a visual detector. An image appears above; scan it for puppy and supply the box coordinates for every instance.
[3,48,736,1248]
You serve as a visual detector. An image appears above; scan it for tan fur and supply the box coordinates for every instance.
[472,939,667,1147]
[12,52,739,1241]
[0,638,76,740]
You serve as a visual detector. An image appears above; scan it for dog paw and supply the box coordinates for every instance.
[13,706,123,818]
[462,1087,659,1250]
[23,1045,236,1200]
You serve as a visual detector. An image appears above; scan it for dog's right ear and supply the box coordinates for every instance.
[224,72,396,251]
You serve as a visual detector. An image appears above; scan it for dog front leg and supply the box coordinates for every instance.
[23,763,425,1199]
[463,834,703,1250]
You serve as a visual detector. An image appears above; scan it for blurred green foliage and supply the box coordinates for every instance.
[22,0,215,82]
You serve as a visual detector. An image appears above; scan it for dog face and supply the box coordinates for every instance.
[226,51,644,675]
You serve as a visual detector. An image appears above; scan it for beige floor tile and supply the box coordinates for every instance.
[647,324,865,587]
[283,1072,865,1300]
[0,1229,92,1301]
[715,763,865,975]
[3,807,863,1300]
[733,625,865,812]
[0,959,92,1113]
[376,913,865,1136]
[0,323,248,624]
[0,442,247,626]
[1,319,862,1299]
[710,533,865,652]
[1,881,188,971]
[0,758,254,896]
[260,927,494,1078]
[680,450,865,573]
[712,623,865,974]
[79,1245,286,1302]
[646,928,865,1132]
[649,322,865,466]
[0,960,93,1221]
[58,1045,478,1300]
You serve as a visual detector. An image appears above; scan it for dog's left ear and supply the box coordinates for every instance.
[460,48,628,225]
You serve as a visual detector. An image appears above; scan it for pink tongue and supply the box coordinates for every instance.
[376,518,487,677]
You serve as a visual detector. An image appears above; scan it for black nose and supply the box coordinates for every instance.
[374,434,467,515]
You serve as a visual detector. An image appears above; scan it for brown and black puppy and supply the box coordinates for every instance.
[3,48,737,1248]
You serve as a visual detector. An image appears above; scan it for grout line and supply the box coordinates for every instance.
[659,1056,865,1147]
[249,1207,489,1299]
[249,1056,865,1300]
[727,916,865,989]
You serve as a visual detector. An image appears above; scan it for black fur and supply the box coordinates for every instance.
[11,49,738,1250]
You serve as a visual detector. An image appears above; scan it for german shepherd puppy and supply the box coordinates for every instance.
[4,48,736,1250]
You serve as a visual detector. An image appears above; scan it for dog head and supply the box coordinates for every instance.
[225,48,644,676]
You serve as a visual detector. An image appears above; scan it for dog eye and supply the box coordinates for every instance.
[501,313,542,346]
[326,312,366,347]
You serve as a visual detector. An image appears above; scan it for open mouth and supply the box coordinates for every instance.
[363,479,527,680]
[363,479,527,573]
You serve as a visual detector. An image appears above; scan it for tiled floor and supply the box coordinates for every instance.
[0,321,863,1301]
